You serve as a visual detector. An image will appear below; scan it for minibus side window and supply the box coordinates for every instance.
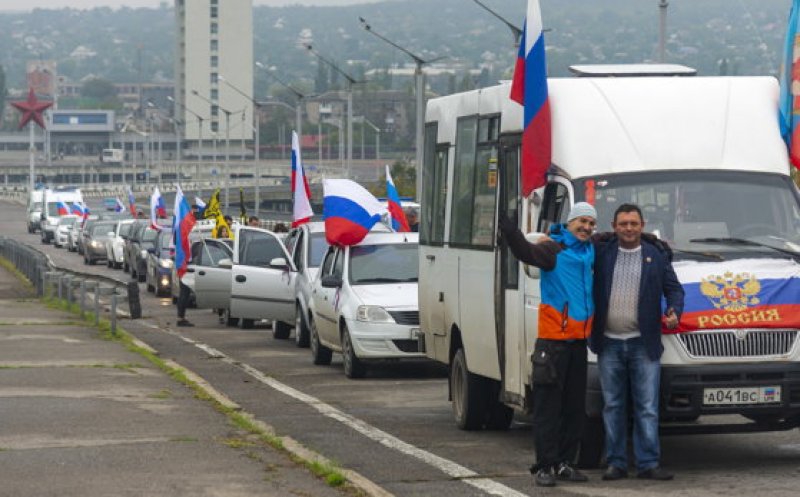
[449,117,478,246]
[538,183,570,233]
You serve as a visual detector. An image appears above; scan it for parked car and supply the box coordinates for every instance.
[53,215,78,248]
[176,237,234,309]
[171,237,234,303]
[145,228,175,297]
[126,221,159,282]
[281,222,330,347]
[194,226,295,330]
[83,220,117,265]
[308,232,422,378]
[105,218,136,269]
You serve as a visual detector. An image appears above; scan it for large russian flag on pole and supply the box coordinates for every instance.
[385,164,409,232]
[668,259,800,333]
[126,186,137,217]
[779,0,800,168]
[173,185,196,279]
[150,186,167,229]
[510,0,551,197]
[70,202,84,217]
[323,179,384,246]
[291,130,314,227]
[56,200,69,216]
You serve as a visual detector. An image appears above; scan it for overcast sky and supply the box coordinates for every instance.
[0,0,379,12]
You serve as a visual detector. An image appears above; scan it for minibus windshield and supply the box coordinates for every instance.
[575,171,800,259]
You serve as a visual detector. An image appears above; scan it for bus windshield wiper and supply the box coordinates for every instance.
[689,237,800,258]
[670,247,725,261]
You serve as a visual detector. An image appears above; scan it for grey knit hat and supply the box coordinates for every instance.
[566,202,597,222]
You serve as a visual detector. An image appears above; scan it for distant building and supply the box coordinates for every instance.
[174,0,253,149]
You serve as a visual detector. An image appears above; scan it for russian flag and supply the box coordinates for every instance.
[668,259,800,333]
[126,186,137,217]
[150,186,167,229]
[323,179,385,246]
[292,130,314,227]
[56,200,69,216]
[385,165,409,232]
[779,0,800,168]
[173,185,197,279]
[510,0,551,197]
[194,196,206,218]
[114,197,125,213]
[70,202,84,216]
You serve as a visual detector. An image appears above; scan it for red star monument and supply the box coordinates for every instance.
[11,87,53,129]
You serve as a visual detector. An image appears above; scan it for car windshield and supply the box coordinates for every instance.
[309,233,329,268]
[349,243,419,284]
[91,223,115,236]
[46,203,61,216]
[574,171,800,260]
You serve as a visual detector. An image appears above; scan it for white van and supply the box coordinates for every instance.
[27,189,44,233]
[418,73,800,466]
[41,188,84,243]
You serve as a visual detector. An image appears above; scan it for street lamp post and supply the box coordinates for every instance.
[168,95,205,182]
[219,74,261,216]
[303,45,359,179]
[359,17,443,201]
[659,0,668,63]
[193,89,235,210]
[353,115,380,160]
[255,61,309,145]
[471,0,522,48]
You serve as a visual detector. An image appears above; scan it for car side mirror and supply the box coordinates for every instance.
[269,257,290,270]
[321,274,343,288]
[217,258,233,269]
[522,232,547,279]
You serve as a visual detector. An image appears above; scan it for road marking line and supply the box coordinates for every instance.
[166,330,527,497]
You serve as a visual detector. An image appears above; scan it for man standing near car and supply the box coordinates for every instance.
[498,202,597,487]
[590,203,684,481]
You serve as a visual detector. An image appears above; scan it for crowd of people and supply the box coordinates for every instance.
[499,201,684,487]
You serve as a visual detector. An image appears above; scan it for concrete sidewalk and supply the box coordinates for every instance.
[0,266,345,497]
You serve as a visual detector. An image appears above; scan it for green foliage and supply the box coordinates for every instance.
[371,160,416,198]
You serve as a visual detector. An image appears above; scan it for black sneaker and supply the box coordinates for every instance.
[176,319,194,327]
[556,462,588,482]
[637,467,674,481]
[602,466,628,481]
[534,467,556,487]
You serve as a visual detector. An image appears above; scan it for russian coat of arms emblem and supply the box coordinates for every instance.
[700,272,761,312]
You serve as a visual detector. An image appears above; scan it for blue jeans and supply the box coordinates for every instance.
[598,336,661,471]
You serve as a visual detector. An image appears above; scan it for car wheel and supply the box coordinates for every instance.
[107,259,113,268]
[310,317,332,366]
[123,261,129,273]
[342,325,366,379]
[273,320,291,339]
[146,277,154,293]
[451,347,490,430]
[223,308,239,327]
[240,318,254,329]
[294,305,310,348]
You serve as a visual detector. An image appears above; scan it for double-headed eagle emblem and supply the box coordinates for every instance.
[700,271,761,312]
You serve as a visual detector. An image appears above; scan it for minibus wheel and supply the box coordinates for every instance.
[451,348,488,430]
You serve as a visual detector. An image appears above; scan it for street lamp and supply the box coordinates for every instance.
[659,0,668,63]
[359,17,444,202]
[219,74,261,216]
[168,95,205,181]
[353,115,380,160]
[470,0,522,48]
[303,44,359,179]
[192,89,236,210]
[255,61,308,141]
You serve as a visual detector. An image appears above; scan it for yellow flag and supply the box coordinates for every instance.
[204,189,230,238]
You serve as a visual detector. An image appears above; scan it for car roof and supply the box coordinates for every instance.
[353,231,419,247]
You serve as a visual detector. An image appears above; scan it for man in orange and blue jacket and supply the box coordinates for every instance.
[498,202,596,488]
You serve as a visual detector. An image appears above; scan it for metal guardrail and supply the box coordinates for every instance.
[0,237,141,334]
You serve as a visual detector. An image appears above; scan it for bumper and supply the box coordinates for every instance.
[585,362,800,420]
[86,244,107,258]
[42,229,55,241]
[55,233,69,245]
[345,318,425,360]
[156,268,172,292]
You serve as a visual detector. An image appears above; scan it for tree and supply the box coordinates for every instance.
[81,77,117,101]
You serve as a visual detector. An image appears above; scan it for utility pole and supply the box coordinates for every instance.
[659,0,669,63]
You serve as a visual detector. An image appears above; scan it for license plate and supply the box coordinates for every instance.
[702,386,781,405]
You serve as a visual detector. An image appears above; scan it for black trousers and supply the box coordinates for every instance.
[531,338,588,470]
[177,280,192,320]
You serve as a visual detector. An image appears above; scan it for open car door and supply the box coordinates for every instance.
[193,239,234,310]
[229,227,296,322]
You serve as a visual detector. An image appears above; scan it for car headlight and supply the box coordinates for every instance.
[159,259,174,269]
[140,249,148,258]
[356,305,395,323]
[90,240,102,248]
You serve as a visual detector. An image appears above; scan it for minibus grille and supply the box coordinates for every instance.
[677,330,798,358]
[388,311,420,326]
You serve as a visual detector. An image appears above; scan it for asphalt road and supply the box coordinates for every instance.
[6,199,800,497]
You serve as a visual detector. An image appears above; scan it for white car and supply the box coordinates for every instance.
[53,215,79,248]
[281,222,330,347]
[194,226,295,330]
[308,231,423,378]
[106,218,136,269]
